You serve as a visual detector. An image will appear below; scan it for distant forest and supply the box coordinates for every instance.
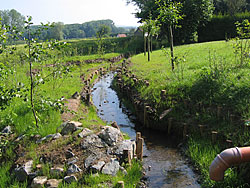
[0,9,135,41]
[26,19,133,40]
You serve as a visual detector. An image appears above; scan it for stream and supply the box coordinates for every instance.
[92,73,200,188]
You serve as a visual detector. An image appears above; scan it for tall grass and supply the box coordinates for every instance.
[128,40,250,187]
[0,52,129,187]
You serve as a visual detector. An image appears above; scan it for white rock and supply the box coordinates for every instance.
[31,176,48,188]
[64,175,77,184]
[98,126,121,146]
[46,179,62,188]
[102,158,120,176]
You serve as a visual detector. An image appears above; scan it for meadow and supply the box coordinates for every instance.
[124,40,250,187]
[0,43,143,187]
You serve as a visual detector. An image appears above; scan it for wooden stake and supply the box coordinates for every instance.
[161,90,166,99]
[123,149,131,165]
[136,132,141,142]
[198,125,205,136]
[226,139,233,147]
[136,137,144,161]
[212,131,218,143]
[117,181,124,188]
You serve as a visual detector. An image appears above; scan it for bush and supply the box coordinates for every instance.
[62,37,145,56]
[198,12,250,42]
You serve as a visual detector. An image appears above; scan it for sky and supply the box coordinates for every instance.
[0,0,140,26]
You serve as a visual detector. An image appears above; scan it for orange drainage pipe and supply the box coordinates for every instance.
[209,147,250,181]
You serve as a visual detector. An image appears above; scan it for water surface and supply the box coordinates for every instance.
[92,73,200,188]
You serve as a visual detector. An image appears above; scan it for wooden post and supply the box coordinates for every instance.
[123,149,131,165]
[226,139,233,147]
[136,132,141,142]
[198,125,205,137]
[212,131,218,144]
[168,118,173,135]
[136,137,144,161]
[161,90,166,100]
[117,181,124,188]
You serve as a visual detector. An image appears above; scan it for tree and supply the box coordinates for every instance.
[49,22,64,40]
[96,25,111,55]
[213,0,247,15]
[225,0,246,16]
[127,0,214,43]
[0,9,25,32]
[96,25,111,38]
[141,17,160,61]
[24,16,67,127]
[156,0,183,70]
[0,9,25,43]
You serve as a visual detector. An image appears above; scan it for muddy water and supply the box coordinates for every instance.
[92,73,200,188]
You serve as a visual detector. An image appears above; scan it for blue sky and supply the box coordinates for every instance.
[1,0,140,26]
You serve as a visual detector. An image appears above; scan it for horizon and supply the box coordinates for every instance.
[1,0,140,27]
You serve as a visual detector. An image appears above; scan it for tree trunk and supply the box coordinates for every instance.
[151,35,153,53]
[28,30,38,128]
[169,25,174,71]
[147,36,150,61]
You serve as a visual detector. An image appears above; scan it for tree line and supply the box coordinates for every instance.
[0,9,129,41]
[127,0,250,44]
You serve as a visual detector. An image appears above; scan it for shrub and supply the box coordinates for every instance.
[198,12,250,42]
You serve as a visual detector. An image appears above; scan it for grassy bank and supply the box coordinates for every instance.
[0,52,143,187]
[124,40,250,187]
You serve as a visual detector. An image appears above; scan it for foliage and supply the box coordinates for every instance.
[198,11,250,42]
[156,0,183,26]
[0,20,25,110]
[233,19,250,67]
[127,0,214,44]
[156,0,183,70]
[62,37,147,56]
[23,19,127,41]
[96,25,112,55]
[129,40,250,186]
[175,0,214,44]
[24,16,67,127]
[49,22,65,40]
[0,9,25,31]
[141,16,160,61]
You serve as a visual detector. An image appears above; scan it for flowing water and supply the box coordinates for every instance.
[92,73,200,188]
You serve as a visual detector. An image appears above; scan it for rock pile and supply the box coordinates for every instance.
[13,122,136,187]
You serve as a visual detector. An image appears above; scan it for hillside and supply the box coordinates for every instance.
[118,40,250,187]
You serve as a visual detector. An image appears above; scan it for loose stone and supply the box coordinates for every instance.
[31,176,48,188]
[102,158,120,176]
[46,179,62,188]
[64,175,77,184]
[67,164,82,175]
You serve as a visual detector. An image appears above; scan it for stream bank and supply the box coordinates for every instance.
[92,72,200,188]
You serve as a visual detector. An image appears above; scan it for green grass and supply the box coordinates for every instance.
[126,40,250,187]
[187,137,248,188]
[0,50,142,188]
[82,160,142,188]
